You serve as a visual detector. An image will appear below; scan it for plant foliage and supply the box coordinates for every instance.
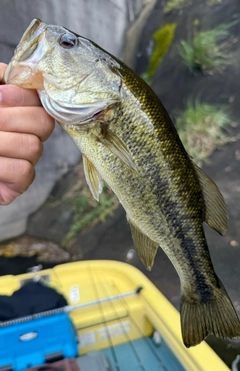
[176,101,231,164]
[179,23,234,74]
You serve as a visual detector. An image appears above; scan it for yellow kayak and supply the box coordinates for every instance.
[0,260,229,371]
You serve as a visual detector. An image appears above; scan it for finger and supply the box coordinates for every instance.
[0,63,41,106]
[0,157,35,203]
[0,84,42,107]
[0,63,7,81]
[0,132,43,166]
[0,106,55,142]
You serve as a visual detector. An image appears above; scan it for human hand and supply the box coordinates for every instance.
[0,63,55,205]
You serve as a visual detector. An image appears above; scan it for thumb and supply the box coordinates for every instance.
[0,63,7,83]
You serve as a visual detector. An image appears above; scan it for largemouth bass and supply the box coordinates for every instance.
[4,19,240,347]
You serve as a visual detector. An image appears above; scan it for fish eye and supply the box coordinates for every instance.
[59,33,77,48]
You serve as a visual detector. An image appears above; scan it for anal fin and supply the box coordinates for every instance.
[127,217,158,271]
[82,154,104,201]
[193,163,228,235]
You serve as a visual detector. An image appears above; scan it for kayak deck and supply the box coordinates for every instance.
[103,337,185,371]
[0,260,229,371]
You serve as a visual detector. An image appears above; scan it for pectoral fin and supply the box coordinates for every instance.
[193,163,228,235]
[128,217,158,271]
[99,130,137,173]
[83,154,104,201]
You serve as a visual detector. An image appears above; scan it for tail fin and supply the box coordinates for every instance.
[180,280,240,348]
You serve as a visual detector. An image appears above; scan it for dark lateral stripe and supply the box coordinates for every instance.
[180,236,212,304]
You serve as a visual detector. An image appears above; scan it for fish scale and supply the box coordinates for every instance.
[4,18,240,348]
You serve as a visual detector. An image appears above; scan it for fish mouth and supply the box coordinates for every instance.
[3,19,49,88]
[21,19,46,42]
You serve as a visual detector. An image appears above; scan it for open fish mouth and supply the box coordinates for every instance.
[3,19,49,88]
[19,19,46,43]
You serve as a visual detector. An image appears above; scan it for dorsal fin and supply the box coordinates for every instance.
[127,217,158,271]
[82,154,104,201]
[193,163,228,235]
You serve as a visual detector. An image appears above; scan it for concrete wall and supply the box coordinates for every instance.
[0,0,149,241]
[0,0,131,63]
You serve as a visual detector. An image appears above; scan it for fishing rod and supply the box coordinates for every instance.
[0,286,143,327]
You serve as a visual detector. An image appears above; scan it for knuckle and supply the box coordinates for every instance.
[38,109,55,141]
[28,134,43,158]
[20,160,35,184]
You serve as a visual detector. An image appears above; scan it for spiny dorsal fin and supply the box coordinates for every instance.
[82,154,104,201]
[193,163,228,236]
[99,130,137,173]
[127,217,158,271]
